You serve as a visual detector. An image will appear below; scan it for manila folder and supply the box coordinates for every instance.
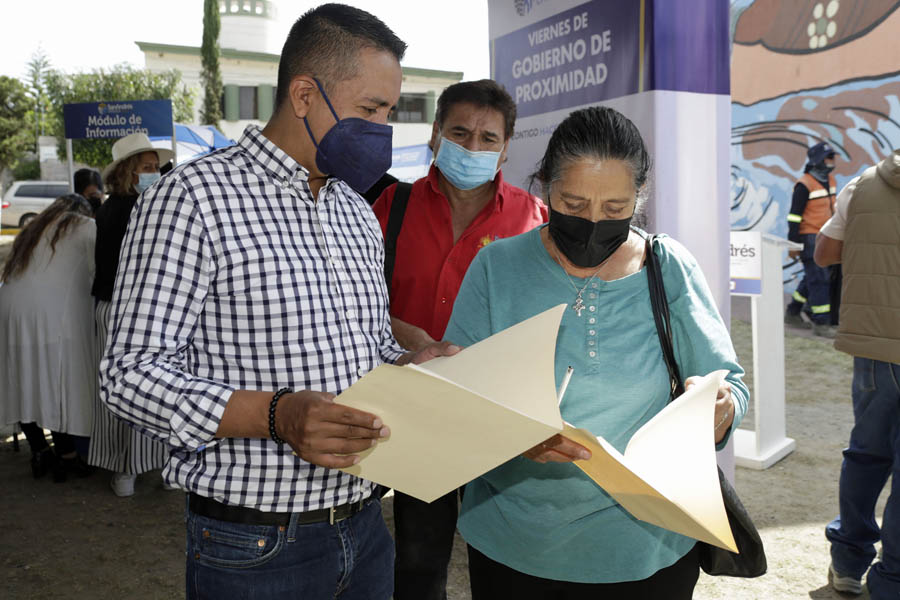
[561,370,737,552]
[335,305,566,503]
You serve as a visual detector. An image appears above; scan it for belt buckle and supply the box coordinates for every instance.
[329,496,366,526]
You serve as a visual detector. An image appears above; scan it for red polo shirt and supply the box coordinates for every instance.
[372,165,547,340]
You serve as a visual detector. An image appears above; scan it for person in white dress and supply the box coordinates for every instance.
[0,194,97,481]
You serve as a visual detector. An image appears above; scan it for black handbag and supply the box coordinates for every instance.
[644,234,767,578]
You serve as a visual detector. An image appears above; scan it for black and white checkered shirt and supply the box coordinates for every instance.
[99,126,405,512]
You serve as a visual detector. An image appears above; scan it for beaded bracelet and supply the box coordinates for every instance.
[269,387,293,444]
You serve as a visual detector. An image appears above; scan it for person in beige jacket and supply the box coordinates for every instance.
[815,149,900,599]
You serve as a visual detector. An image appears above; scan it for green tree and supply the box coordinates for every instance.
[44,64,194,168]
[25,47,52,151]
[200,0,224,127]
[12,158,40,180]
[0,75,32,174]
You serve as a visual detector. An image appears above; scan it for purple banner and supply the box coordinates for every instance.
[491,1,642,119]
[647,0,730,95]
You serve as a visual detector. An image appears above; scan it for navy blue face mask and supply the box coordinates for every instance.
[303,78,393,193]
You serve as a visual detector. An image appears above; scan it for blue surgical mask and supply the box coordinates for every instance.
[135,172,160,194]
[303,78,393,193]
[434,136,501,191]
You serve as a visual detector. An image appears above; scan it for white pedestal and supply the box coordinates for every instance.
[733,428,796,469]
[733,234,800,470]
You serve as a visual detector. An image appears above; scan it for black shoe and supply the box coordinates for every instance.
[61,455,94,478]
[51,454,67,483]
[30,448,58,479]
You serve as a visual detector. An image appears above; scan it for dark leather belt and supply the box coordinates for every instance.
[189,493,372,526]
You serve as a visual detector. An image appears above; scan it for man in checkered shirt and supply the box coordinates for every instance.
[98,5,458,599]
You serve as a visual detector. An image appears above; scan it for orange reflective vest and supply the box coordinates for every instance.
[792,173,836,235]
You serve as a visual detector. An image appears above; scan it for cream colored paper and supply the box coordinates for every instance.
[336,305,566,502]
[336,306,736,552]
[561,370,737,552]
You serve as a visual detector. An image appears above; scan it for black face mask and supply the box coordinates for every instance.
[548,207,632,268]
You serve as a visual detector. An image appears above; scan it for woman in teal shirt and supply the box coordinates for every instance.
[443,106,748,599]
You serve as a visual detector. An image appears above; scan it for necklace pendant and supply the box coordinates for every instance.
[572,296,585,317]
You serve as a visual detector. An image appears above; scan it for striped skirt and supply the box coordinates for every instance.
[87,300,168,475]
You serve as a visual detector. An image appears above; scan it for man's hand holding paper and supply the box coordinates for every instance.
[278,341,462,469]
[277,390,390,469]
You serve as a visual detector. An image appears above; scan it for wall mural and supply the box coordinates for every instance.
[729,0,900,285]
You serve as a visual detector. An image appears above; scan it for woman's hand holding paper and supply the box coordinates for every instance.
[684,376,735,444]
[522,433,592,464]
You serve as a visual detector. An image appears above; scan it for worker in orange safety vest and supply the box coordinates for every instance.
[785,141,838,337]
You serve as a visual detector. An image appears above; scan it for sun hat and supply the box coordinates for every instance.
[101,132,174,179]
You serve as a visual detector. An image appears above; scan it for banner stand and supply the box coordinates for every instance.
[732,234,801,469]
[171,115,177,168]
[66,139,74,193]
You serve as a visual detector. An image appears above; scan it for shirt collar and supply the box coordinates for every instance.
[238,125,311,186]
[425,163,507,212]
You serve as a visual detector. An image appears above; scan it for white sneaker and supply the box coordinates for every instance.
[829,562,863,595]
[110,473,136,497]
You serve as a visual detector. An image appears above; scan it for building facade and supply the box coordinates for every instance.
[137,0,462,145]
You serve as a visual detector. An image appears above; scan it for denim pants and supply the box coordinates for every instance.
[185,498,393,600]
[826,358,900,599]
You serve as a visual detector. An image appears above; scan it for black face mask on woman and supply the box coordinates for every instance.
[548,207,632,268]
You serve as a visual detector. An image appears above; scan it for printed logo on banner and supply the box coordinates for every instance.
[493,1,641,119]
[514,0,549,17]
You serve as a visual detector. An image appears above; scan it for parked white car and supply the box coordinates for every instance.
[1,181,70,228]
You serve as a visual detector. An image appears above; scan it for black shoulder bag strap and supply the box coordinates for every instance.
[645,234,684,401]
[645,233,767,577]
[383,182,413,291]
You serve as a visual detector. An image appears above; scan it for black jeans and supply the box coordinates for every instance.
[19,422,76,455]
[393,489,460,600]
[467,542,700,600]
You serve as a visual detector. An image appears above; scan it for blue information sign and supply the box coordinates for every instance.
[63,99,174,140]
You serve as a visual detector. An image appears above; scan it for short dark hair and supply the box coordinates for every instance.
[435,80,517,141]
[531,106,651,195]
[73,168,102,195]
[275,3,407,108]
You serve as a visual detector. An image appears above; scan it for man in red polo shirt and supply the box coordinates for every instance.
[372,79,546,600]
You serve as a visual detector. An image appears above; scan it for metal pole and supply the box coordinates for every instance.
[171,116,178,167]
[66,138,74,193]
